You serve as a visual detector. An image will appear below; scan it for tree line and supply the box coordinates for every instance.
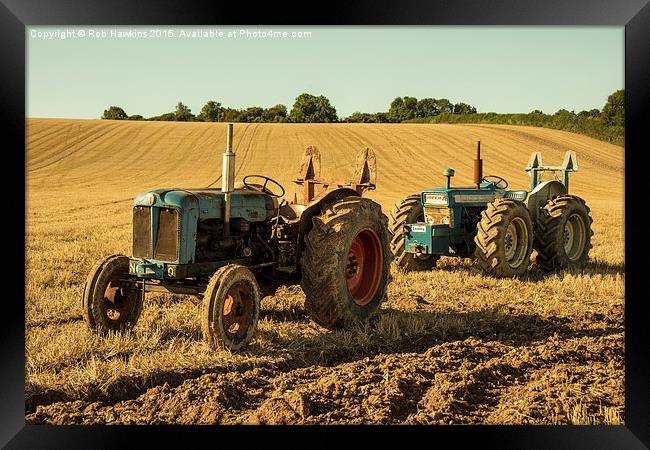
[101,89,624,144]
[102,93,338,123]
[425,90,624,146]
[101,93,478,124]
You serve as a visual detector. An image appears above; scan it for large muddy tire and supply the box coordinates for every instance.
[474,198,533,277]
[82,255,143,334]
[301,196,392,330]
[388,194,439,271]
[201,264,260,351]
[533,195,593,272]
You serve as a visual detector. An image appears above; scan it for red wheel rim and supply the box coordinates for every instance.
[103,280,138,323]
[345,227,383,306]
[221,282,254,340]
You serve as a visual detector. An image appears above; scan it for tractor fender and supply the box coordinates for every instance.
[295,187,362,268]
[525,180,567,223]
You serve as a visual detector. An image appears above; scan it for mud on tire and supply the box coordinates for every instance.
[82,254,143,334]
[474,198,533,277]
[388,194,440,271]
[300,196,392,330]
[533,195,593,272]
[201,264,261,351]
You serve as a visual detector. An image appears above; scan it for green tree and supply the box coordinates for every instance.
[601,89,624,127]
[388,96,418,122]
[263,104,288,122]
[150,112,176,121]
[174,102,195,121]
[346,112,378,123]
[127,114,144,121]
[198,100,222,122]
[288,93,338,123]
[434,98,453,114]
[220,108,242,122]
[241,106,265,122]
[554,109,575,116]
[578,109,600,118]
[416,98,440,118]
[101,106,128,120]
[453,102,477,114]
[375,112,390,123]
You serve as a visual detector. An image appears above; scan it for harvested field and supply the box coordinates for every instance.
[25,119,624,424]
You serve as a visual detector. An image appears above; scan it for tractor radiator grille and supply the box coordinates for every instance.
[154,208,180,261]
[132,206,180,260]
[132,206,151,258]
[424,206,453,227]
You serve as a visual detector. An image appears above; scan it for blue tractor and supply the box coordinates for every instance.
[388,141,593,277]
[82,124,392,351]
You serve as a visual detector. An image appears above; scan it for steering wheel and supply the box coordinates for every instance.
[242,175,285,198]
[482,175,509,189]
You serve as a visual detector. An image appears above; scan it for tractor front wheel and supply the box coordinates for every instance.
[533,195,593,272]
[82,255,143,334]
[388,194,439,271]
[201,264,261,351]
[301,196,392,330]
[474,198,533,277]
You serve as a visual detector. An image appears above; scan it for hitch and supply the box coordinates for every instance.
[525,150,578,191]
[294,146,377,203]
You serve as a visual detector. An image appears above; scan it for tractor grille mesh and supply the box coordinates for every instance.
[132,206,151,258]
[154,208,180,261]
[424,206,453,227]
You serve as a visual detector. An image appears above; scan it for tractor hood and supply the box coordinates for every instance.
[421,184,503,207]
[133,188,272,222]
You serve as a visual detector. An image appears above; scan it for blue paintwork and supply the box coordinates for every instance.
[130,259,165,279]
[406,182,528,257]
[130,188,271,275]
[405,223,450,254]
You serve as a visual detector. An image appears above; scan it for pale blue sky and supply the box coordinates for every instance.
[26,26,623,119]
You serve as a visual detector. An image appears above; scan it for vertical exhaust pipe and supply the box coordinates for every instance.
[222,124,235,237]
[474,140,483,189]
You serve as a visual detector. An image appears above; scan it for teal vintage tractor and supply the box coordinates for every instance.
[82,124,392,351]
[389,141,593,277]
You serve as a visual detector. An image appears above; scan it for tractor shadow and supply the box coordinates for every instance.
[252,303,621,368]
[418,257,624,281]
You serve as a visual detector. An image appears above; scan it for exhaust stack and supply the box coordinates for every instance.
[222,124,235,237]
[474,140,483,189]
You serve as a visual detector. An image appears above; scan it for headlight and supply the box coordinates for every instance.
[424,207,453,226]
[143,193,155,206]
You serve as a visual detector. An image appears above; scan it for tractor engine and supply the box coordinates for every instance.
[194,218,272,263]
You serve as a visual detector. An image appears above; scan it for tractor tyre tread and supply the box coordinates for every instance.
[533,195,593,272]
[201,264,261,351]
[474,198,533,277]
[82,254,143,334]
[300,196,392,330]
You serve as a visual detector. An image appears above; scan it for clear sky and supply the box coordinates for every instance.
[26,26,623,119]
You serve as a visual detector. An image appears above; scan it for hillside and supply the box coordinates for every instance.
[26,119,623,211]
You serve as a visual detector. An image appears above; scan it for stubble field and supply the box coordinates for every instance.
[25,119,624,424]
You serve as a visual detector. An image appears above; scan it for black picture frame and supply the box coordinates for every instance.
[4,0,648,447]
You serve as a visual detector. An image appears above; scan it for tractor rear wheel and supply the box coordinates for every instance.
[201,264,261,351]
[301,196,392,330]
[533,195,593,272]
[388,194,440,271]
[475,198,533,277]
[82,254,143,334]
